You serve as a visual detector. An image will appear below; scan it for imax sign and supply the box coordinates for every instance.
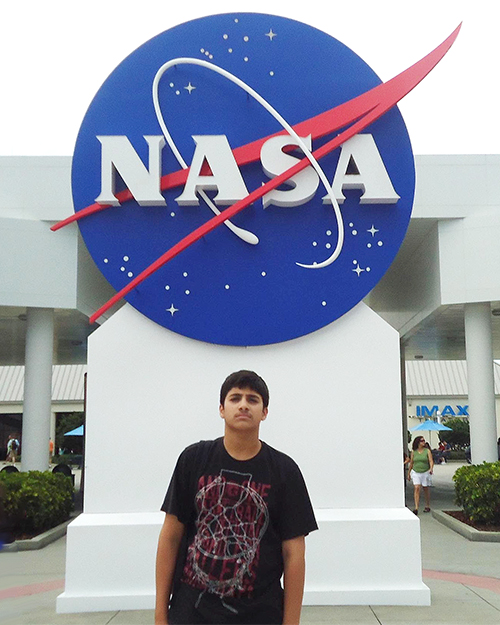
[415,405,469,418]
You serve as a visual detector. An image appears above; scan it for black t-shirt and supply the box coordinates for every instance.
[161,438,318,621]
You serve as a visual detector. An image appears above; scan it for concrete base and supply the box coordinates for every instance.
[57,512,162,613]
[57,507,429,613]
[305,508,430,606]
[58,302,429,612]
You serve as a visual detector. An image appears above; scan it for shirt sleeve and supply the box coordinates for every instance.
[161,446,195,525]
[278,459,318,541]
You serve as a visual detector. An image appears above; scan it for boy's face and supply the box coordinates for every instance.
[220,386,268,432]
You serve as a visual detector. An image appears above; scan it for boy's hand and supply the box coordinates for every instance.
[155,514,185,625]
[282,535,306,624]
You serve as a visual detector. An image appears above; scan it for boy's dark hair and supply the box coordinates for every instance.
[220,370,270,408]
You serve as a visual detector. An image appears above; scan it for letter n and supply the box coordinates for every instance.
[95,135,166,206]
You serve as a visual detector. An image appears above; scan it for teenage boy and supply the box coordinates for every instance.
[155,370,317,625]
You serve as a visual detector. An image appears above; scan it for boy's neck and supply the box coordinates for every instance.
[223,429,262,460]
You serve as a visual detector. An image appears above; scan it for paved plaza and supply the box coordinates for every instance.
[2,462,500,624]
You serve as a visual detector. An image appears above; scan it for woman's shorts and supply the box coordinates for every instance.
[410,469,432,487]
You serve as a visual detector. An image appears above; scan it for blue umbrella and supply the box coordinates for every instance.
[64,425,84,436]
[411,420,452,432]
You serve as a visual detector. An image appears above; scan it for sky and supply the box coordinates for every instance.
[2,0,498,156]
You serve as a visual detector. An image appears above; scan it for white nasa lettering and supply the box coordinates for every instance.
[95,136,166,206]
[261,135,320,208]
[323,134,400,205]
[95,133,399,209]
[175,135,249,206]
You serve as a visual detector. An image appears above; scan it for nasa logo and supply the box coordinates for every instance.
[58,13,459,346]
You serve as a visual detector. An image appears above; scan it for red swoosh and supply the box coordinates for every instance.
[54,26,461,323]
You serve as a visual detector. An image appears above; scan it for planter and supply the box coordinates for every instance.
[0,517,74,552]
[433,510,500,542]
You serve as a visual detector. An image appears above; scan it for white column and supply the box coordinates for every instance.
[400,339,408,450]
[21,308,54,471]
[464,302,498,463]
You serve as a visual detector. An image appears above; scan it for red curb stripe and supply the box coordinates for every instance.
[0,579,64,600]
[3,571,500,600]
[423,569,500,594]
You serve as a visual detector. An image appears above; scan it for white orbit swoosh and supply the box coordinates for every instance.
[152,57,344,268]
[153,60,258,246]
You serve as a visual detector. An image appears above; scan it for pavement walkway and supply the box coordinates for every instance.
[2,461,500,624]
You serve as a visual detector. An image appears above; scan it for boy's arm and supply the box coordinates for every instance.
[282,535,306,625]
[155,513,185,625]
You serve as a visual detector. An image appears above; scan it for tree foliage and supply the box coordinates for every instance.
[439,417,470,448]
[55,412,84,452]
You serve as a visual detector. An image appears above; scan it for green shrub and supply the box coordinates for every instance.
[0,471,74,534]
[453,462,500,524]
[448,450,466,460]
[52,454,82,466]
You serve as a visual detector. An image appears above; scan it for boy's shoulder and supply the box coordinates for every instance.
[178,438,220,462]
[178,439,303,476]
[183,438,219,452]
[261,441,302,472]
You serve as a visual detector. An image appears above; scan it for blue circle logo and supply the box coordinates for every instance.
[71,13,415,345]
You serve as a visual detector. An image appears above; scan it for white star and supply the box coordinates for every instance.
[352,264,365,277]
[368,225,379,237]
[184,82,196,94]
[265,29,277,40]
[167,304,179,316]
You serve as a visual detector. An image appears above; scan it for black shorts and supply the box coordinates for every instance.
[168,583,283,625]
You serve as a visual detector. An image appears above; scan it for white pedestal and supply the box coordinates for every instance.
[57,507,428,612]
[304,508,429,605]
[57,513,162,613]
[57,303,430,612]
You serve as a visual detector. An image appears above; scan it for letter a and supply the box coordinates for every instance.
[323,134,400,205]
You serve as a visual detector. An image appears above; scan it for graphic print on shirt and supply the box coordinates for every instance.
[182,470,270,598]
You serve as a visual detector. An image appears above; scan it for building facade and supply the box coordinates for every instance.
[0,155,499,467]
